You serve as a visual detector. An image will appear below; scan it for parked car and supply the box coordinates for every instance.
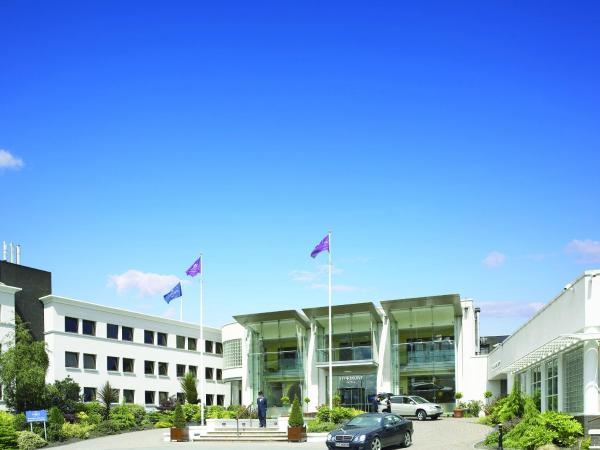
[381,395,442,421]
[326,413,413,450]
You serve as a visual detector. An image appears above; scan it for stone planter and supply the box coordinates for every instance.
[288,425,307,442]
[170,427,189,442]
[453,408,464,418]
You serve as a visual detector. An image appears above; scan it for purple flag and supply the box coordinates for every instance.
[310,234,330,258]
[186,257,202,277]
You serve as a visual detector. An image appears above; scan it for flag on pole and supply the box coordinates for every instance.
[310,234,330,258]
[163,282,182,304]
[186,257,202,277]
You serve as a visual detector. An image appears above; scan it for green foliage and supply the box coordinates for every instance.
[205,405,235,419]
[454,392,463,400]
[288,396,304,427]
[307,421,336,432]
[280,396,290,406]
[173,402,186,428]
[47,406,65,442]
[180,372,198,404]
[78,402,103,425]
[0,318,49,413]
[92,420,119,436]
[16,431,47,450]
[581,437,591,450]
[45,377,81,414]
[463,400,483,417]
[154,421,172,428]
[97,382,118,420]
[332,395,341,407]
[181,404,200,422]
[303,397,310,404]
[315,406,362,424]
[0,412,18,450]
[13,414,27,432]
[484,391,493,399]
[540,410,583,447]
[61,423,95,440]
[110,404,145,428]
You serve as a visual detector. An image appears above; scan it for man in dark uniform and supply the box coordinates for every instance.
[371,394,380,413]
[257,391,267,427]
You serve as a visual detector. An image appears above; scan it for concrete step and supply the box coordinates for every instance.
[198,437,288,441]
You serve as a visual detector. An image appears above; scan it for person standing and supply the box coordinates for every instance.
[257,391,267,428]
[384,394,392,413]
[371,395,379,413]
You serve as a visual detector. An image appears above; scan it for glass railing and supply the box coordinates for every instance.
[316,345,374,363]
[255,350,303,374]
[393,342,455,367]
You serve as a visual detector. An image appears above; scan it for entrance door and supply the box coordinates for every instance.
[339,388,366,411]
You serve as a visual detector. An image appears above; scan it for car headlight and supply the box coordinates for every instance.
[327,433,333,441]
[352,434,366,443]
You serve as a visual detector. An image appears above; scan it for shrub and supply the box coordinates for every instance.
[206,405,227,419]
[97,382,118,420]
[110,404,146,429]
[173,402,186,429]
[540,410,583,447]
[307,421,337,432]
[464,400,483,417]
[45,377,81,415]
[288,396,304,427]
[16,431,46,450]
[180,372,198,405]
[93,420,120,436]
[581,437,591,450]
[61,423,95,440]
[280,396,290,406]
[315,406,362,425]
[0,412,18,450]
[47,407,65,442]
[154,421,172,428]
[332,395,341,407]
[183,404,201,422]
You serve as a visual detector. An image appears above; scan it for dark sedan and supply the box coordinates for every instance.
[325,413,413,450]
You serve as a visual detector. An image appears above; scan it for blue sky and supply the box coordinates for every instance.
[1,1,599,336]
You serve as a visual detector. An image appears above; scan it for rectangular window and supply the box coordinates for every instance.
[546,358,559,411]
[205,340,213,353]
[157,332,168,347]
[144,360,155,375]
[159,391,169,404]
[158,362,168,376]
[107,324,119,339]
[176,336,185,349]
[216,369,222,381]
[145,391,155,404]
[564,347,583,413]
[188,366,197,377]
[176,364,186,377]
[112,389,120,403]
[83,353,96,370]
[205,367,213,380]
[144,330,155,345]
[206,394,213,406]
[107,356,119,372]
[217,395,224,406]
[122,326,134,341]
[123,389,135,403]
[65,351,79,368]
[215,342,223,355]
[531,365,542,410]
[123,358,134,373]
[65,317,79,333]
[188,338,197,351]
[83,387,96,402]
[82,320,96,336]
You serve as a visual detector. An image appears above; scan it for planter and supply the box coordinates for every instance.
[453,408,464,418]
[170,427,189,442]
[288,425,307,442]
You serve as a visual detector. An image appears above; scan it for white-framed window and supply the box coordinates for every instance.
[546,358,558,411]
[563,346,583,413]
[531,365,542,409]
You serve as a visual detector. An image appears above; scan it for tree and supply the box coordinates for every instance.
[180,372,198,404]
[47,406,65,442]
[173,402,186,429]
[288,395,304,427]
[45,377,81,414]
[97,381,118,420]
[0,317,49,412]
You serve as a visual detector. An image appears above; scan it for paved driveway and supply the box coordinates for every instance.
[57,418,491,450]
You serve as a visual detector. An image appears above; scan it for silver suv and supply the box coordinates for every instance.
[383,395,442,421]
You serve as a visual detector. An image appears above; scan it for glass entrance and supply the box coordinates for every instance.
[338,387,366,410]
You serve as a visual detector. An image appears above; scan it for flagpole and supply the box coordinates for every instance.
[199,254,205,426]
[328,231,333,410]
[180,294,183,321]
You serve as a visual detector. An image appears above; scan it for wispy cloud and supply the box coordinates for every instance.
[289,265,342,283]
[163,306,177,319]
[482,251,507,268]
[0,149,24,170]
[478,301,544,318]
[566,239,600,264]
[107,270,184,298]
[310,283,358,292]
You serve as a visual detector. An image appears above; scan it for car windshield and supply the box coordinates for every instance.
[344,416,381,428]
[410,396,430,404]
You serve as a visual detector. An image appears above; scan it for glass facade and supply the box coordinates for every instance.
[390,305,456,409]
[563,347,583,413]
[223,339,242,369]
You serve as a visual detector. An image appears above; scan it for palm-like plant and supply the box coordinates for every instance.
[180,372,198,404]
[97,381,118,419]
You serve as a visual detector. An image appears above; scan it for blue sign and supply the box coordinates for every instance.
[25,410,47,423]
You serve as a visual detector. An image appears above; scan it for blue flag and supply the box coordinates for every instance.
[163,282,182,304]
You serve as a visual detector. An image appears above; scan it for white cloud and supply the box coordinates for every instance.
[289,265,342,283]
[0,149,24,170]
[310,283,358,292]
[478,301,544,318]
[107,270,183,298]
[482,251,507,268]
[566,239,600,263]
[163,306,177,319]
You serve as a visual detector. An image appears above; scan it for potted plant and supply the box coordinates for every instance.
[170,401,189,442]
[280,396,290,416]
[453,392,464,418]
[303,396,311,413]
[287,395,306,442]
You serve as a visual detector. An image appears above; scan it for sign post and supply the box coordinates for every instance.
[25,410,48,441]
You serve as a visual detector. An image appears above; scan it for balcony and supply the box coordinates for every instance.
[316,345,376,366]
[259,350,303,377]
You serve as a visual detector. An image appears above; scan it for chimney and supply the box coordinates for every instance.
[9,242,13,263]
[2,241,6,261]
[16,244,21,265]
[474,307,481,355]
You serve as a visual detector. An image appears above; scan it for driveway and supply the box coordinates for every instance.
[57,418,491,450]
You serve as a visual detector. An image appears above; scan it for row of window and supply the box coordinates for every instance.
[64,317,223,353]
[82,387,224,406]
[65,352,222,380]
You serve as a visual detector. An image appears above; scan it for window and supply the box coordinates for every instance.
[188,366,197,377]
[83,387,96,402]
[176,364,186,377]
[107,324,118,339]
[531,365,542,410]
[65,317,78,333]
[122,326,134,341]
[145,391,155,404]
[158,362,168,376]
[65,351,79,368]
[107,356,119,371]
[82,320,96,336]
[223,339,242,369]
[159,391,169,404]
[217,395,224,406]
[144,360,155,375]
[205,340,213,353]
[83,353,96,370]
[176,336,185,349]
[123,389,135,403]
[564,347,583,413]
[123,358,134,373]
[157,332,168,347]
[215,342,223,355]
[546,358,558,411]
[205,367,213,380]
[188,338,197,351]
[206,394,213,406]
[216,369,222,381]
[144,330,155,345]
[112,389,120,403]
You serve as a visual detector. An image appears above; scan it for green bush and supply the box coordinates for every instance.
[464,400,483,417]
[288,396,304,427]
[47,407,65,442]
[315,406,362,426]
[307,421,337,432]
[0,412,18,450]
[61,423,95,440]
[540,410,583,447]
[16,431,46,450]
[108,404,146,430]
[154,421,172,428]
[173,402,186,428]
[182,404,200,422]
[581,437,591,450]
[13,414,27,432]
[93,420,120,436]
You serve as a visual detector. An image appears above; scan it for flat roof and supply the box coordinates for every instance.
[302,302,383,323]
[233,309,310,328]
[380,293,462,316]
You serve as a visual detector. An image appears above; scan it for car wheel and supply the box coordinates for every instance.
[370,436,381,450]
[401,431,412,447]
[416,409,427,421]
